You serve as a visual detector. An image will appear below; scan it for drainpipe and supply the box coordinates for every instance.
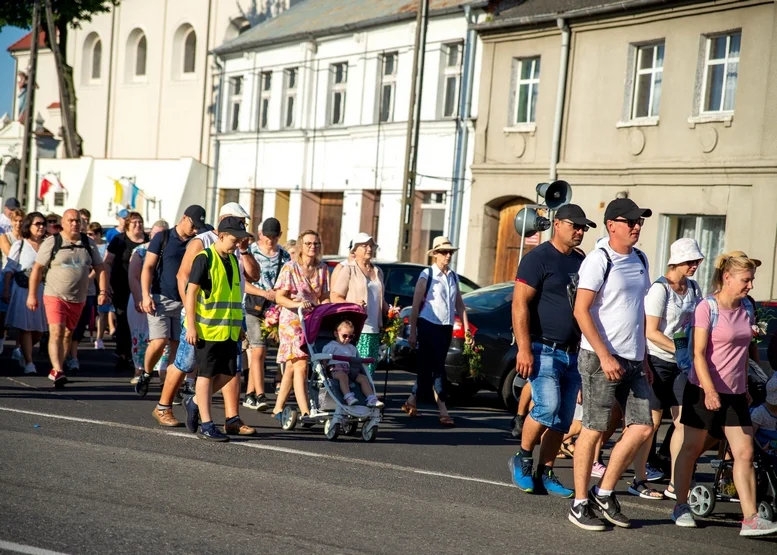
[448,5,477,270]
[549,18,570,182]
[210,55,225,224]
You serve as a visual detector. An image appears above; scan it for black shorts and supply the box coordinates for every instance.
[649,355,687,409]
[680,383,752,439]
[195,338,238,379]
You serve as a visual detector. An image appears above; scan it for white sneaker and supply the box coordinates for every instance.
[366,395,384,408]
[740,515,777,537]
[94,339,104,350]
[344,393,358,406]
[12,347,22,362]
[23,363,37,375]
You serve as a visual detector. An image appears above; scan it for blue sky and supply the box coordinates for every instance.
[0,26,27,118]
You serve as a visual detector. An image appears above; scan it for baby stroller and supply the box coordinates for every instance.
[277,303,382,442]
[688,360,777,521]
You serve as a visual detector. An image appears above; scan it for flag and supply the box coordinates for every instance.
[131,184,140,209]
[113,180,123,204]
[39,177,53,199]
[120,178,133,207]
[39,174,65,200]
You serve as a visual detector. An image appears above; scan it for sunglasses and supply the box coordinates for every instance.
[685,259,703,266]
[562,220,589,232]
[612,217,645,228]
[32,221,45,227]
[339,333,354,340]
[304,241,321,247]
[47,219,58,224]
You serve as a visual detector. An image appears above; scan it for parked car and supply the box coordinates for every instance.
[392,282,523,412]
[323,257,480,308]
[755,300,777,371]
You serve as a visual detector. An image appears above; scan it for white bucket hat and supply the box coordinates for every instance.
[349,232,375,253]
[219,202,250,219]
[667,238,705,266]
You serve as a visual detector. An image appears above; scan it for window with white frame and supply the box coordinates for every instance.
[257,71,271,130]
[441,42,462,118]
[702,31,741,113]
[329,62,347,125]
[283,67,297,128]
[421,192,447,258]
[227,76,243,132]
[661,214,726,293]
[135,34,147,77]
[183,28,196,74]
[631,43,664,119]
[378,52,398,123]
[513,57,540,124]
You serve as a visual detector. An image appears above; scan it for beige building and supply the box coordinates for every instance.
[468,0,777,301]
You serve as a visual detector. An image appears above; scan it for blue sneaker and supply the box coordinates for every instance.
[539,467,574,498]
[197,425,229,442]
[508,453,535,493]
[183,395,200,434]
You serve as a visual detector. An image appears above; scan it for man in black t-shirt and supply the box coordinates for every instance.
[508,204,595,499]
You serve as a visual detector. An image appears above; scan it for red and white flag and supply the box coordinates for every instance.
[39,174,64,200]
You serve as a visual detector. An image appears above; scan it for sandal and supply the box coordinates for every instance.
[628,479,663,500]
[438,415,455,427]
[664,483,677,500]
[558,441,575,459]
[401,402,418,417]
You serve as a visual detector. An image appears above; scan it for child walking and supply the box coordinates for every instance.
[323,320,383,408]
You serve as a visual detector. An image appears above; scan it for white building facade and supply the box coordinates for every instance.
[214,0,483,271]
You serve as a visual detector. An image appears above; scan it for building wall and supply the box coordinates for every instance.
[469,0,777,300]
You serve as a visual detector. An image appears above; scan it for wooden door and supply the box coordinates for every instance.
[493,198,538,283]
[318,192,343,255]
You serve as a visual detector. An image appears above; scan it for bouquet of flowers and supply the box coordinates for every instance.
[381,297,402,350]
[463,332,485,379]
[752,305,776,344]
[260,305,280,343]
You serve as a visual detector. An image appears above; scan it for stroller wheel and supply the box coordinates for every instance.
[758,500,775,522]
[361,422,378,442]
[324,419,339,441]
[689,484,715,517]
[281,407,298,431]
[343,422,358,436]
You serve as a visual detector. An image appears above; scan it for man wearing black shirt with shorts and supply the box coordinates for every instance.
[508,204,595,498]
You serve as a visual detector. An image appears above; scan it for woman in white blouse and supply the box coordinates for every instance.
[402,236,472,427]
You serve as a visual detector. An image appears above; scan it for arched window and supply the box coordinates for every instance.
[92,39,102,80]
[183,29,196,74]
[136,35,147,76]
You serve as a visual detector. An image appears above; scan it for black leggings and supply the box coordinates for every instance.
[412,318,453,403]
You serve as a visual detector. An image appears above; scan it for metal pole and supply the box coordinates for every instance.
[518,207,528,267]
[18,0,41,203]
[397,0,429,262]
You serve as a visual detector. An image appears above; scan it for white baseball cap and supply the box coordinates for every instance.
[219,202,250,219]
[667,238,705,266]
[350,232,375,252]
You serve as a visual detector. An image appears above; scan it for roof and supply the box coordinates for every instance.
[47,102,61,109]
[479,0,700,30]
[7,30,50,52]
[215,0,484,55]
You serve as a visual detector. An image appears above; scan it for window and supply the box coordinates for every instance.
[53,192,65,207]
[421,192,447,257]
[227,76,243,131]
[283,68,297,128]
[92,39,102,80]
[378,53,398,123]
[183,29,196,74]
[257,71,271,130]
[702,32,740,113]
[661,215,726,293]
[441,43,462,118]
[219,188,240,207]
[513,57,540,124]
[136,35,147,77]
[631,43,664,119]
[329,62,348,125]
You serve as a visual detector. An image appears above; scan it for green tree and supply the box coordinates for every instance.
[0,0,119,156]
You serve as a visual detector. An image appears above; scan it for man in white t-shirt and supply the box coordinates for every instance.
[568,198,656,531]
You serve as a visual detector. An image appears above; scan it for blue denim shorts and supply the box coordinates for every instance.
[174,316,242,373]
[528,342,581,434]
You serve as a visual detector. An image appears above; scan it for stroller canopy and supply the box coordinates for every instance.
[304,303,368,344]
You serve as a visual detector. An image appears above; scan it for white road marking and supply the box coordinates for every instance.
[0,406,722,520]
[0,540,69,555]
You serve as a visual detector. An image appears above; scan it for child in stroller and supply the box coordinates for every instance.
[323,320,384,408]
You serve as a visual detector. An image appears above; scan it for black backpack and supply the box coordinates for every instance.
[46,232,96,271]
[566,247,647,309]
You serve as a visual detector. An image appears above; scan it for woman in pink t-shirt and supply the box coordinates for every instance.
[670,253,776,536]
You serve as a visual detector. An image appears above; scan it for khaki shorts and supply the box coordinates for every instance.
[147,294,183,341]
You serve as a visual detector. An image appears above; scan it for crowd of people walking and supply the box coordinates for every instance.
[1,194,776,539]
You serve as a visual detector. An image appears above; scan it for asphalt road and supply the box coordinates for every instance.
[1,341,775,555]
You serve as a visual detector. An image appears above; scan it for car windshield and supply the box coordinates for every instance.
[463,282,513,311]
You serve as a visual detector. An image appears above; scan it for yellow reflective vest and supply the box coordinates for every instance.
[193,245,243,341]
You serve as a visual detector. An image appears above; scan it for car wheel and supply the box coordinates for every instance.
[500,368,520,414]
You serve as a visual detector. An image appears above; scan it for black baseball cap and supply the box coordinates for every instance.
[4,197,20,209]
[184,205,207,231]
[218,216,251,239]
[604,198,652,223]
[555,204,596,228]
[261,217,282,237]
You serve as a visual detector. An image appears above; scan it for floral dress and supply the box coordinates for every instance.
[274,260,329,363]
[128,244,169,372]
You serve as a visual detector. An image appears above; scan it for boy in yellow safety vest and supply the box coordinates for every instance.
[182,216,250,441]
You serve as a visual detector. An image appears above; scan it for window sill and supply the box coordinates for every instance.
[616,118,659,129]
[503,123,536,135]
[687,113,733,128]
